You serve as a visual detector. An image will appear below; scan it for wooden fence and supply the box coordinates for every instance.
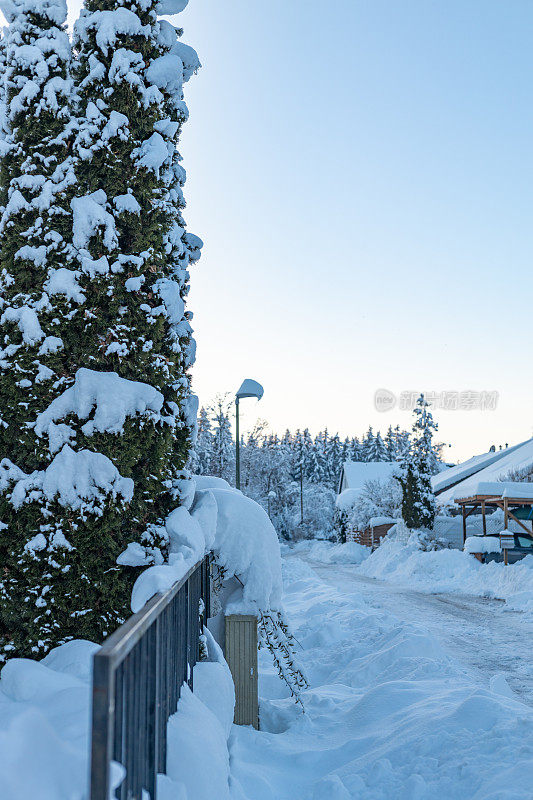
[90,554,211,800]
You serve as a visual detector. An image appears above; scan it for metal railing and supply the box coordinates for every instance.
[90,554,211,800]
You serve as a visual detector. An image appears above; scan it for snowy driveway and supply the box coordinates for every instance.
[229,547,533,800]
[309,560,533,705]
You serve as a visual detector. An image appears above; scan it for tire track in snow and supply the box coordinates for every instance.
[302,558,533,705]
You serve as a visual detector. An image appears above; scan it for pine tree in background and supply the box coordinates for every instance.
[0,0,201,659]
[210,396,233,479]
[397,394,437,530]
[350,436,362,461]
[366,430,388,461]
[361,426,376,461]
[191,405,212,474]
[384,425,396,461]
[327,432,342,489]
[309,431,327,484]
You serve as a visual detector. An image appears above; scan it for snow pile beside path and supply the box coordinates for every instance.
[161,630,234,800]
[358,534,533,613]
[0,640,96,800]
[292,539,370,566]
[132,476,282,616]
[0,633,235,800]
[209,487,282,614]
[230,554,533,800]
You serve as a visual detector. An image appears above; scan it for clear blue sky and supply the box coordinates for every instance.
[74,1,533,459]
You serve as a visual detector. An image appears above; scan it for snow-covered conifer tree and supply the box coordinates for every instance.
[350,436,362,461]
[366,430,388,461]
[0,0,81,659]
[384,424,396,461]
[326,432,342,489]
[0,0,201,658]
[397,394,437,530]
[309,431,327,484]
[361,426,375,461]
[191,405,212,474]
[210,396,233,479]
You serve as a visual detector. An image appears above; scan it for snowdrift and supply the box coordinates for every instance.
[0,632,235,800]
[230,552,533,799]
[357,533,533,614]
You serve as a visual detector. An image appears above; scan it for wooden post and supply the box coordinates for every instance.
[462,504,467,544]
[225,615,259,729]
[504,497,508,529]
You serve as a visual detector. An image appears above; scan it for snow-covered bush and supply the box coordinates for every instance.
[0,0,201,659]
[334,478,401,542]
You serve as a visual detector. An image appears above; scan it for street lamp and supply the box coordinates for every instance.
[235,379,264,490]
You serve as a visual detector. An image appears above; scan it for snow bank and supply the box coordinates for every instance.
[131,478,282,617]
[163,630,233,800]
[0,641,95,800]
[0,633,234,800]
[357,534,533,613]
[209,488,282,614]
[230,552,533,799]
[292,539,370,565]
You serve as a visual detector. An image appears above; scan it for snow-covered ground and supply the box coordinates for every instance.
[3,538,533,799]
[230,544,533,799]
[0,633,235,800]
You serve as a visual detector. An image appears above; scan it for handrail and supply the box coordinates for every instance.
[90,554,211,800]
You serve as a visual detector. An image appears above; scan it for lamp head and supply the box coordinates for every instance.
[236,379,264,401]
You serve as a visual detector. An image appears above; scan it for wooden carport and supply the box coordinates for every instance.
[456,491,533,544]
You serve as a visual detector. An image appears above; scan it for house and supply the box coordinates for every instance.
[338,461,399,494]
[434,438,533,506]
[336,462,400,547]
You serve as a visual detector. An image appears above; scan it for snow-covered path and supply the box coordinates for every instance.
[229,547,533,800]
[309,560,533,705]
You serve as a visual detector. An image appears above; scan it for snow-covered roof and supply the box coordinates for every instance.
[340,461,399,492]
[368,516,397,527]
[438,438,533,504]
[453,481,533,501]
[432,442,527,495]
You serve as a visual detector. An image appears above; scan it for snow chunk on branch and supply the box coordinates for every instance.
[156,0,188,15]
[0,0,67,25]
[35,368,164,441]
[44,268,85,304]
[71,190,117,252]
[154,277,184,324]
[114,193,141,215]
[145,53,183,96]
[133,132,169,175]
[0,305,44,345]
[75,8,150,57]
[0,445,133,513]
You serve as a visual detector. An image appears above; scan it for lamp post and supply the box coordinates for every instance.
[235,379,264,490]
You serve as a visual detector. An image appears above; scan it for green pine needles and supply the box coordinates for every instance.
[0,0,201,659]
[397,394,438,531]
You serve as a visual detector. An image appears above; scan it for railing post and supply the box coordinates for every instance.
[90,653,114,800]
